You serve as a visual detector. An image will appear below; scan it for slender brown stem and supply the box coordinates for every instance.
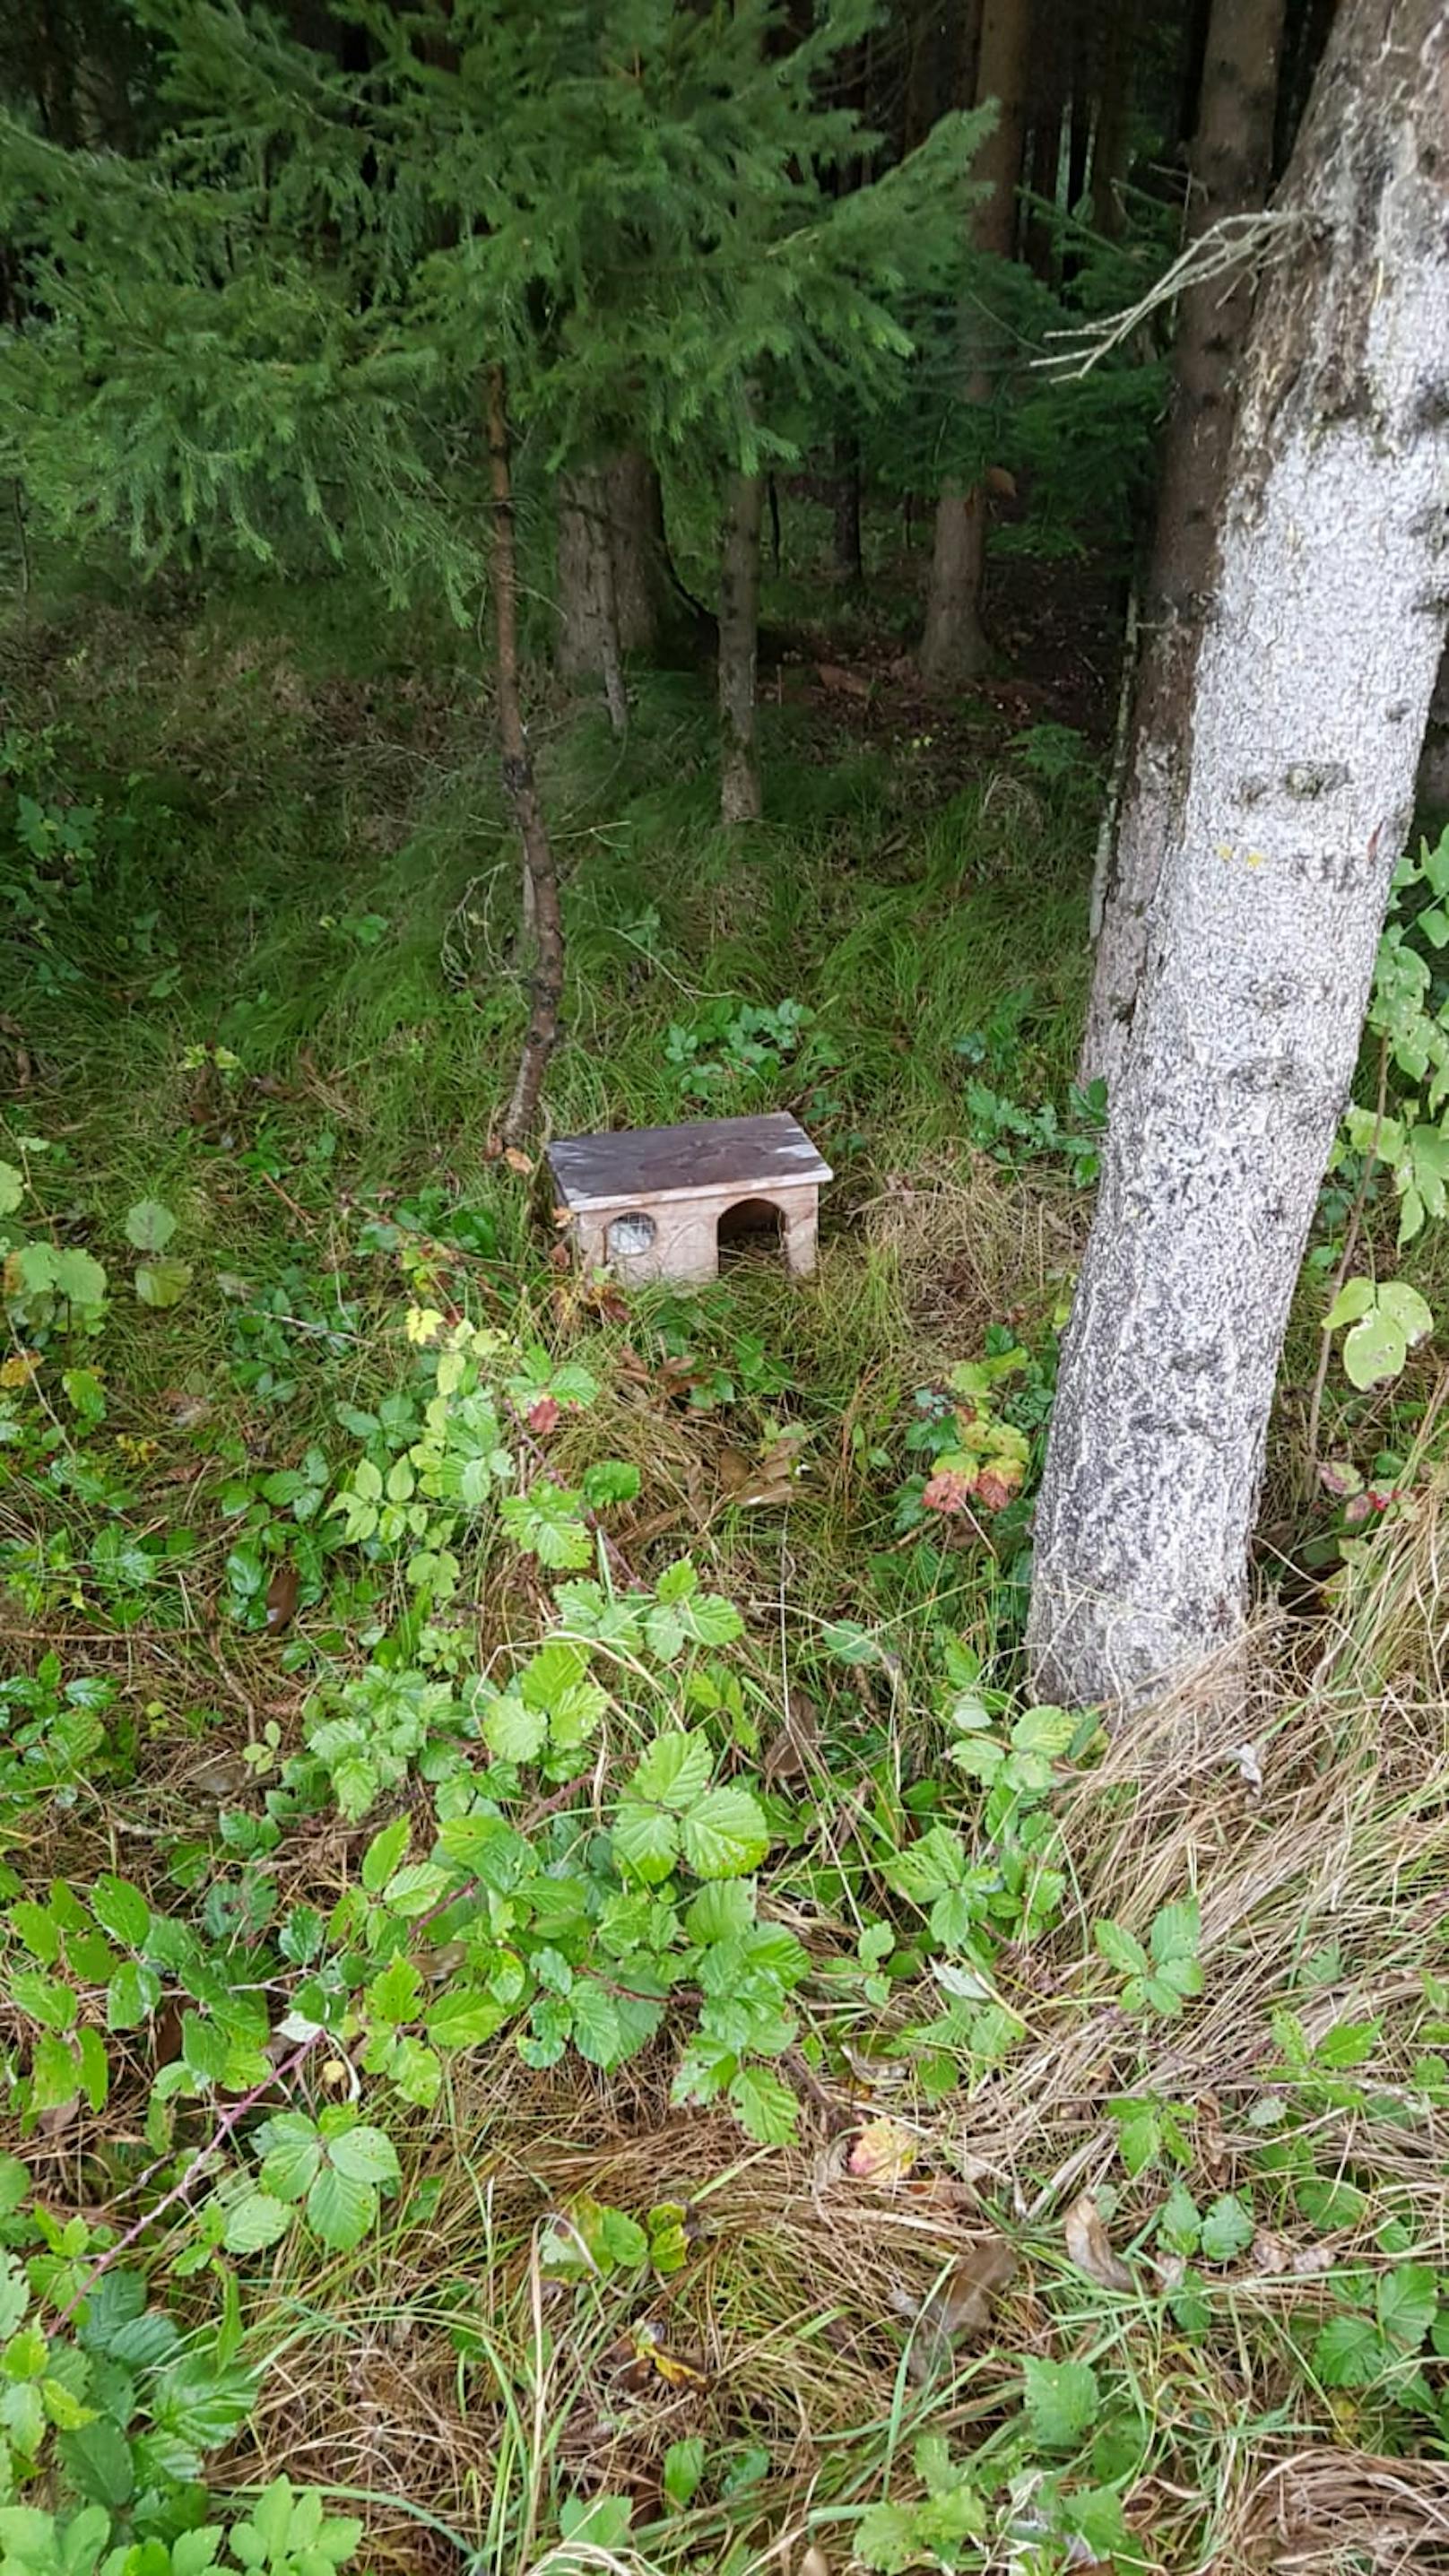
[56,2034,321,2326]
[486,364,564,1147]
[1304,1032,1391,1487]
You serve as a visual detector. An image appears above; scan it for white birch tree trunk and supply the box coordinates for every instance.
[1028,0,1449,1714]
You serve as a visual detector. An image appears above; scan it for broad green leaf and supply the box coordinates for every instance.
[435,1812,529,1891]
[7,1904,59,1965]
[612,1804,679,1884]
[0,2258,24,2345]
[483,1696,547,1764]
[380,1862,452,1919]
[581,1460,641,1508]
[855,2503,921,2574]
[325,2124,399,2186]
[1199,2194,1254,2261]
[49,1249,107,1309]
[424,1989,506,2050]
[360,1815,411,1895]
[259,2117,323,2202]
[681,1786,770,1879]
[1150,1898,1200,1969]
[675,1590,745,1645]
[1377,2262,1438,2351]
[29,2032,78,2112]
[727,2063,798,2144]
[663,2435,705,2511]
[1011,1704,1074,1756]
[569,1981,623,2068]
[0,1164,22,1218]
[106,1962,161,2030]
[1378,1279,1433,1342]
[75,2029,108,2113]
[631,1732,712,1811]
[1343,1306,1408,1389]
[134,1258,194,1309]
[221,2193,293,2254]
[1021,2355,1098,2448]
[1323,1277,1376,1329]
[91,1876,149,1949]
[1095,1918,1150,1977]
[366,1957,421,2024]
[124,1200,177,1253]
[886,1826,967,1905]
[61,1367,106,1423]
[57,2415,134,2508]
[655,1560,699,1603]
[1314,2312,1386,2386]
[306,2165,377,2251]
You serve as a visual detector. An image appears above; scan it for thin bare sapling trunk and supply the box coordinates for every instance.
[719,464,764,825]
[487,366,565,1149]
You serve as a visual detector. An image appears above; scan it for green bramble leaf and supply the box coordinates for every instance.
[222,2193,293,2254]
[0,1163,22,1218]
[325,2124,399,2187]
[569,1981,624,2069]
[425,1988,507,2050]
[886,1826,967,1905]
[49,1248,108,1309]
[681,1785,770,1879]
[259,2115,323,2203]
[91,1876,149,1948]
[612,1803,680,1884]
[855,2503,920,2573]
[1021,2355,1098,2448]
[630,1732,713,1811]
[360,1815,411,1895]
[306,2164,377,2251]
[1199,2194,1254,2261]
[727,2063,798,2144]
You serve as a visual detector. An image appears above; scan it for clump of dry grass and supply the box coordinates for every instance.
[858,1151,1083,1358]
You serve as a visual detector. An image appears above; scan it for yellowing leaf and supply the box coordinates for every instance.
[846,2119,919,2186]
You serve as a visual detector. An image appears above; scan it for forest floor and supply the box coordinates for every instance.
[3,527,1449,2576]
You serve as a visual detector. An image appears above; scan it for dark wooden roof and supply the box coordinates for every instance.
[547,1112,831,1212]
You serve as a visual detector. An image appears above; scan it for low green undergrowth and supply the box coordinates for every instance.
[3,585,1449,2576]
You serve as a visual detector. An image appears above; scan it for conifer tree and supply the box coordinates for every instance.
[1,0,979,1115]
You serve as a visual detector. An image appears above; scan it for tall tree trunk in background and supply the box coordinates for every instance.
[1024,1,1067,280]
[1079,0,1288,1091]
[1065,1,1093,212]
[605,450,672,655]
[1273,0,1338,173]
[919,0,1032,687]
[557,472,627,734]
[833,432,863,585]
[1028,0,1449,1717]
[719,465,763,825]
[486,366,565,1149]
[953,0,985,107]
[1090,0,1140,236]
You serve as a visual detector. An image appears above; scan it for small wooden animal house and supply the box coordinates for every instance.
[547,1111,831,1287]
